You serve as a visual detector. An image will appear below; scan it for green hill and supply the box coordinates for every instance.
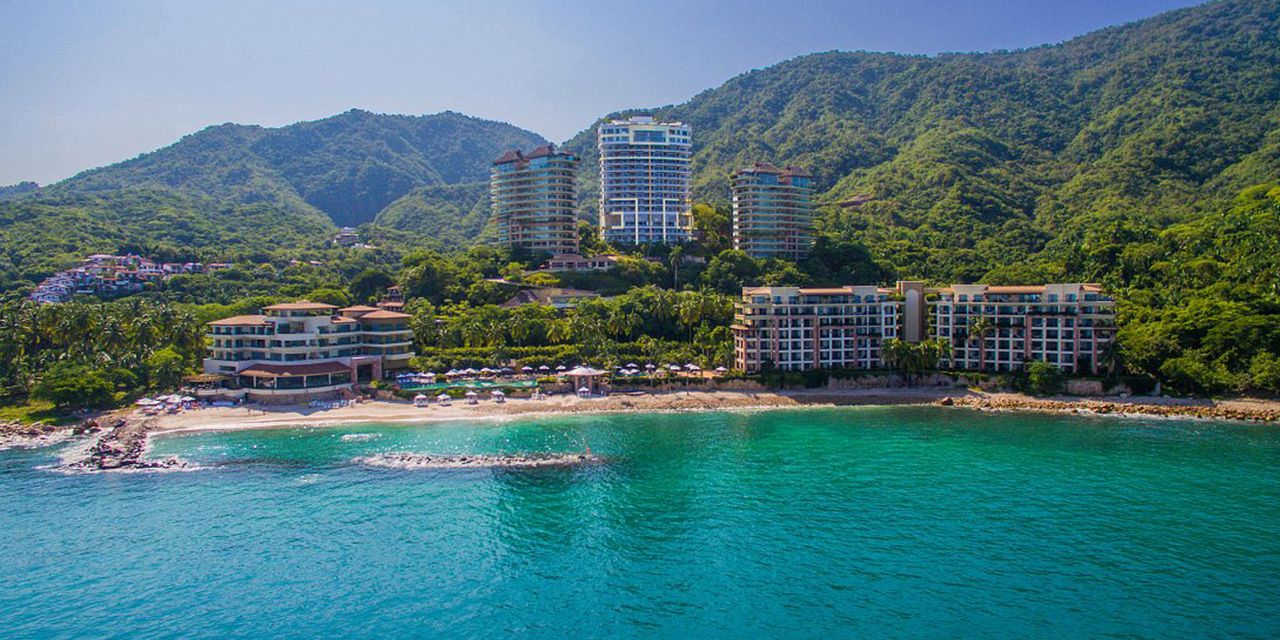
[562,0,1280,281]
[44,109,546,228]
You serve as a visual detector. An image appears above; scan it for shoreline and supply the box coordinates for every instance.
[147,388,1280,437]
[23,388,1279,472]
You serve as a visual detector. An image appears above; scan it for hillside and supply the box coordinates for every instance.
[561,0,1280,281]
[40,109,546,228]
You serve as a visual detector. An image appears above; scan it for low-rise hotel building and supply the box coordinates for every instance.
[732,282,1115,375]
[731,163,815,259]
[931,283,1117,374]
[491,144,579,254]
[203,301,414,400]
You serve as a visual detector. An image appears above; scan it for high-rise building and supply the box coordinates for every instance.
[597,116,692,245]
[731,163,815,259]
[491,144,579,254]
[732,282,1116,374]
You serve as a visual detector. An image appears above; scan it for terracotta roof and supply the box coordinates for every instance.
[526,144,556,158]
[358,309,412,320]
[332,317,358,324]
[208,315,270,326]
[339,305,380,312]
[493,149,523,164]
[263,301,338,311]
[239,362,353,377]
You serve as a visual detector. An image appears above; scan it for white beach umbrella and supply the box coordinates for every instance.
[714,366,728,372]
[491,389,505,397]
[135,398,160,406]
[645,363,656,370]
[578,387,590,394]
[465,390,478,397]
[521,366,533,372]
[437,393,450,400]
[414,394,428,400]
[538,365,550,371]
[555,365,567,371]
[627,363,639,369]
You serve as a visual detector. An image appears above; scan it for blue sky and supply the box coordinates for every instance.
[0,0,1201,185]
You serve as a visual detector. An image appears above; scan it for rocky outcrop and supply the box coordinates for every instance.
[355,452,605,470]
[63,416,187,472]
[936,396,1280,422]
[0,421,76,449]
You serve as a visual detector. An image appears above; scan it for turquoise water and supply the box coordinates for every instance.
[2,407,1278,639]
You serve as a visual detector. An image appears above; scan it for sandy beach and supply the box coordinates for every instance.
[150,388,1280,436]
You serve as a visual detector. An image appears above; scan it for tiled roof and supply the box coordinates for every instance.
[207,315,270,326]
[239,362,353,377]
[263,301,338,311]
[358,309,412,320]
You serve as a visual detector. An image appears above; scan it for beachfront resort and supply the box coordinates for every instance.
[733,281,1116,375]
[201,301,414,401]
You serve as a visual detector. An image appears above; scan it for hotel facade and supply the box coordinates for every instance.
[732,282,1115,375]
[731,163,815,259]
[491,144,580,254]
[598,116,692,245]
[203,301,414,400]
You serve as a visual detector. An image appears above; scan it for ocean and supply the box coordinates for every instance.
[2,406,1277,638]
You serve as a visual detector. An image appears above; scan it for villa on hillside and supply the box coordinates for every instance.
[540,253,620,272]
[30,254,204,303]
[202,301,414,401]
[500,287,601,310]
[733,282,1116,375]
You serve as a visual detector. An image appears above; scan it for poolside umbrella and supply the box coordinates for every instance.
[645,363,656,370]
[437,393,450,401]
[627,363,639,369]
[714,366,728,373]
[135,398,160,406]
[686,364,701,371]
[491,389,504,397]
[555,365,567,371]
[414,394,428,400]
[424,372,436,378]
[464,368,479,375]
[538,365,550,372]
[668,364,681,371]
[521,366,533,372]
[465,390,478,397]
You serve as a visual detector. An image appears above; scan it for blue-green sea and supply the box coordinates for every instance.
[1,406,1278,639]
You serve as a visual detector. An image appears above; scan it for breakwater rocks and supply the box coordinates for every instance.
[355,452,606,470]
[64,416,187,472]
[936,395,1280,422]
[0,421,74,449]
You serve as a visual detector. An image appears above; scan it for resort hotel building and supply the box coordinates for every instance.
[491,144,580,254]
[203,301,414,400]
[733,282,1115,375]
[731,163,815,259]
[598,116,692,245]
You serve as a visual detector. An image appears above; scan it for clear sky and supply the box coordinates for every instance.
[0,0,1202,186]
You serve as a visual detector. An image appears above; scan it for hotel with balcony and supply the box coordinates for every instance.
[732,282,1115,375]
[491,144,579,254]
[203,301,414,400]
[598,116,692,245]
[931,284,1116,375]
[731,163,815,259]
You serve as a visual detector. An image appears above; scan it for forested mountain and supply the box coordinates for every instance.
[1,0,1276,294]
[45,109,544,227]
[561,0,1280,281]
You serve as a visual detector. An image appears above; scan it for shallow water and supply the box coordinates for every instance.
[2,407,1278,639]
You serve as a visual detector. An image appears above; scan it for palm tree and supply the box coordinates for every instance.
[968,316,994,371]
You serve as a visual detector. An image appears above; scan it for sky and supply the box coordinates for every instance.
[0,0,1203,186]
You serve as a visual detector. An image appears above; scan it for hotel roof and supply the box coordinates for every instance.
[358,309,413,320]
[339,305,381,312]
[263,301,338,311]
[239,362,353,377]
[207,315,270,326]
